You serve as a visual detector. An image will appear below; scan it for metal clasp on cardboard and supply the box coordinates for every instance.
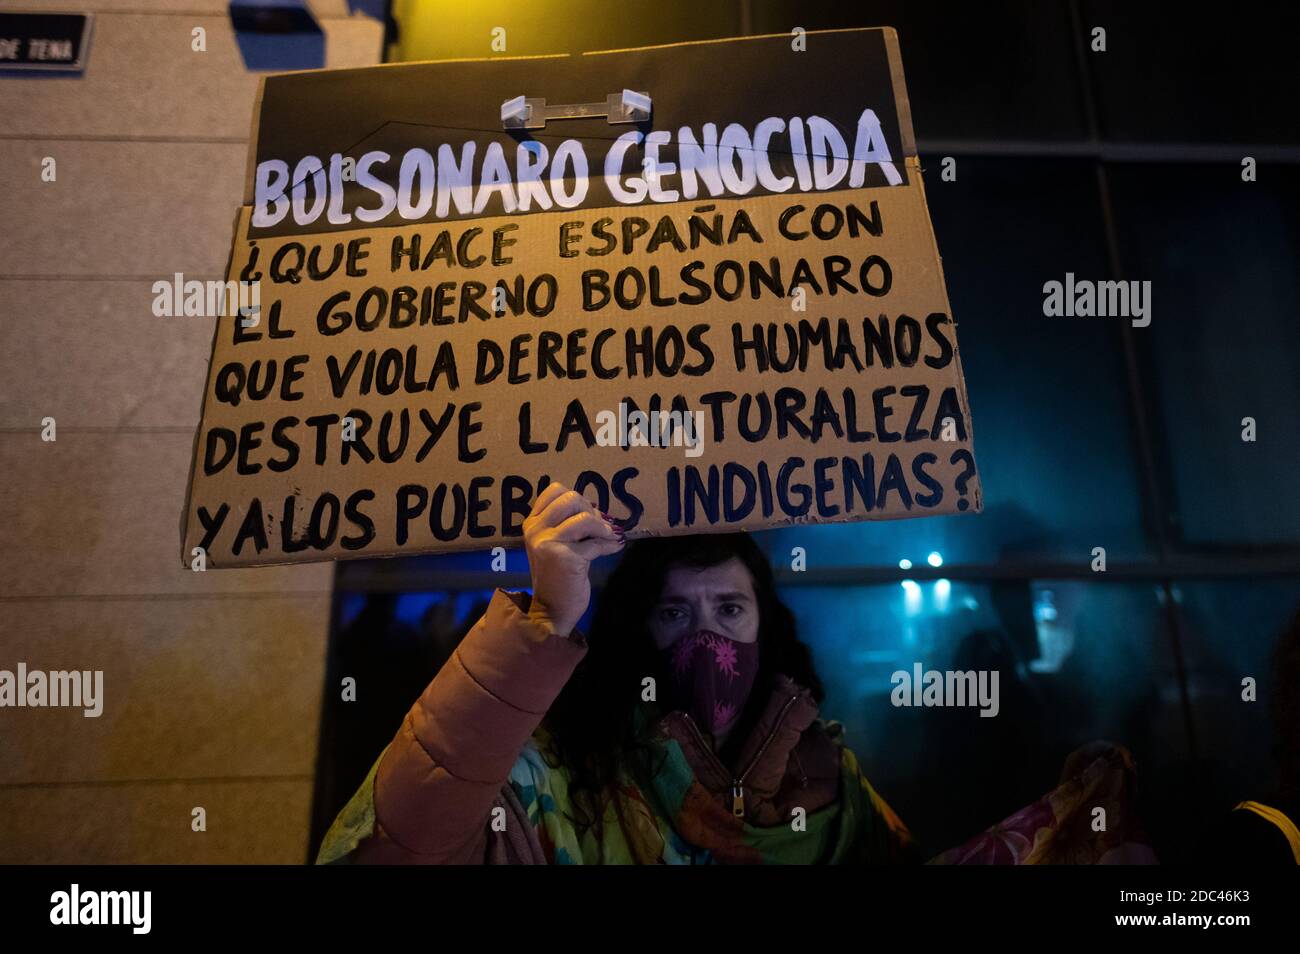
[501,89,651,130]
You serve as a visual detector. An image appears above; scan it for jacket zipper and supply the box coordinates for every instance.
[680,693,801,819]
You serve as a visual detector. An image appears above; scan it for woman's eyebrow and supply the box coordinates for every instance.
[655,590,752,604]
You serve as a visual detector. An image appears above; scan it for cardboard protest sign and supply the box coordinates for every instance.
[181,27,982,568]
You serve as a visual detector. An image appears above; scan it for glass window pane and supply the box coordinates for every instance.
[1108,163,1300,546]
[1081,3,1300,145]
[779,581,1183,856]
[749,0,1088,143]
[1173,579,1300,813]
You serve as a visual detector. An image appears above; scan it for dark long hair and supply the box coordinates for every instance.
[541,532,825,836]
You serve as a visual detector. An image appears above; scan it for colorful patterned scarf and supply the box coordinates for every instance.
[509,721,916,864]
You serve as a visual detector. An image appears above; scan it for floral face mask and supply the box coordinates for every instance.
[661,629,760,734]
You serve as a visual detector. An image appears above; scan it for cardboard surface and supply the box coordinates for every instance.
[182,28,981,567]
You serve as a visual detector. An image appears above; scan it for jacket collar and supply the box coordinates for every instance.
[655,674,819,796]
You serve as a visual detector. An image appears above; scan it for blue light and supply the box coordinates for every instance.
[927,551,943,568]
[898,558,912,570]
[934,578,951,613]
[901,579,922,616]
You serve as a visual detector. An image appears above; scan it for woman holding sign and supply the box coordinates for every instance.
[317,480,917,864]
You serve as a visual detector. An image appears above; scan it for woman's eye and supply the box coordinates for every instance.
[721,604,740,616]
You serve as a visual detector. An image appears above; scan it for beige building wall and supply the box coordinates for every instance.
[0,0,382,862]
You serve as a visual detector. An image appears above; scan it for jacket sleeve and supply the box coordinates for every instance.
[324,586,587,864]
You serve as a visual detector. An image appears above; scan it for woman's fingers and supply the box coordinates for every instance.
[529,480,567,517]
[569,535,625,562]
[535,488,598,532]
[551,509,617,542]
[525,483,621,554]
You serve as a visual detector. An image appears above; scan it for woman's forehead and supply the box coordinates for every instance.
[656,558,756,602]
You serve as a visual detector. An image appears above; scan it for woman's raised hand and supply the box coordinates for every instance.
[522,481,624,636]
